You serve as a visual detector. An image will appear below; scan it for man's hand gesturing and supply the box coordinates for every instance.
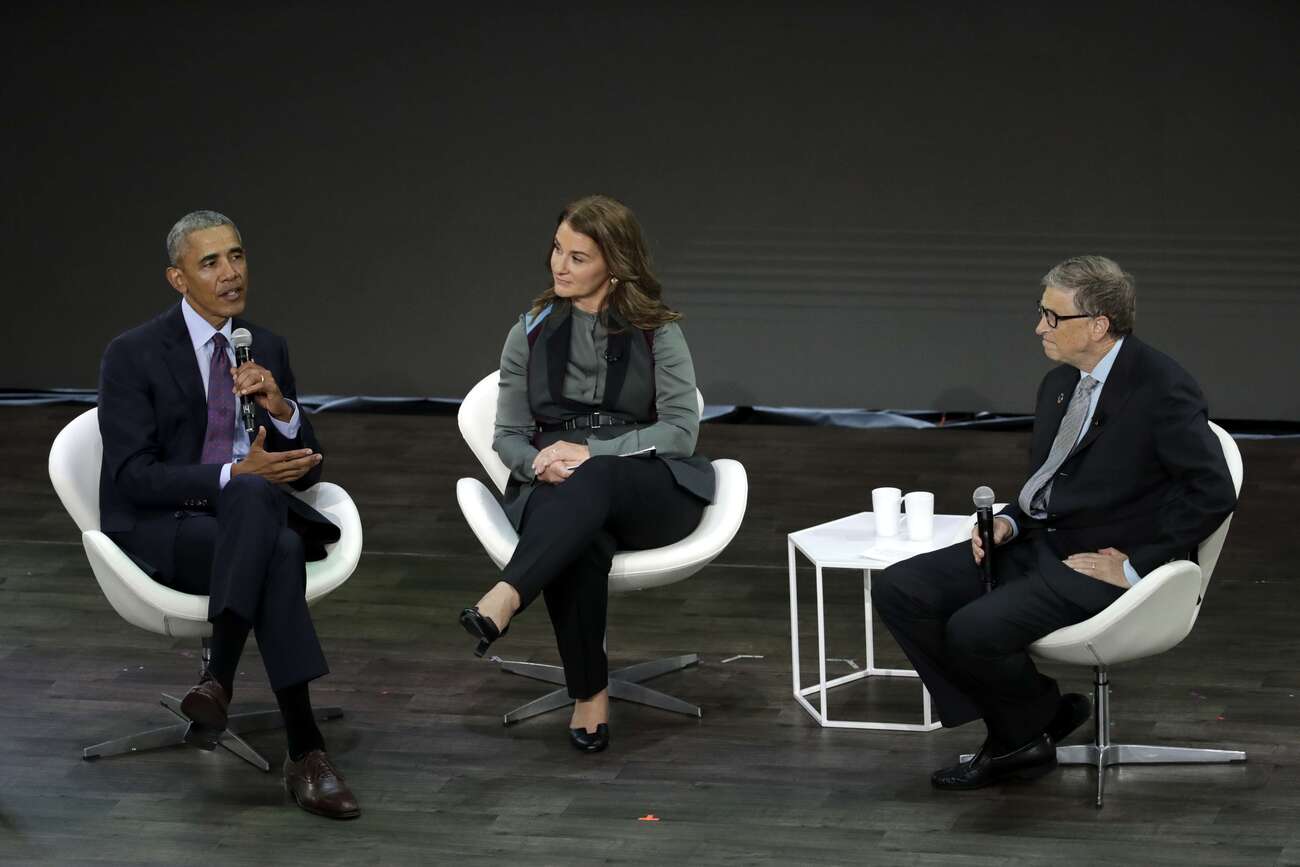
[231,426,321,483]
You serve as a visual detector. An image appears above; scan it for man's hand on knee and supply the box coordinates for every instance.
[1063,547,1131,589]
[232,426,321,484]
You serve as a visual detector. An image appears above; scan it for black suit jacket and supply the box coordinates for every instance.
[998,336,1237,577]
[98,303,337,574]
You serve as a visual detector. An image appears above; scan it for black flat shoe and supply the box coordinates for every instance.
[931,734,1057,790]
[568,723,610,753]
[459,607,508,657]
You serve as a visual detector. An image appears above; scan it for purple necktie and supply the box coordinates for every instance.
[200,333,236,464]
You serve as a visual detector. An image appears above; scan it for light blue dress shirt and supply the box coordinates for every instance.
[180,300,300,488]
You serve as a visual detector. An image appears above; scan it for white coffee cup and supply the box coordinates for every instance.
[872,487,903,537]
[902,491,935,541]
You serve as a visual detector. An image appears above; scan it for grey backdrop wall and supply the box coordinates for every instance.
[6,1,1298,419]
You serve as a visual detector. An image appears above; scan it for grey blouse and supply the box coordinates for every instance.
[493,306,702,483]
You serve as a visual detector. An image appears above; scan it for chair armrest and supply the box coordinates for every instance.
[295,482,364,605]
[612,459,749,591]
[82,531,210,637]
[1030,559,1202,667]
[456,477,519,570]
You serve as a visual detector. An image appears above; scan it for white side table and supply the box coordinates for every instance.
[788,511,969,731]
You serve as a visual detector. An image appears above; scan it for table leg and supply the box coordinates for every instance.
[815,563,828,721]
[863,568,875,672]
[788,540,802,702]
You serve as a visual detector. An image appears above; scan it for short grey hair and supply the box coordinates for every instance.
[1041,255,1136,337]
[166,210,241,266]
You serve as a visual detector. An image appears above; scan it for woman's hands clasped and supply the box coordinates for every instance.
[532,441,591,484]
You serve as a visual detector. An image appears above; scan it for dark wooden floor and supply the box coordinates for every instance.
[2,405,1298,865]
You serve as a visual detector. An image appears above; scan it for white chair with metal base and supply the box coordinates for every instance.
[455,371,748,724]
[48,408,363,772]
[958,421,1245,806]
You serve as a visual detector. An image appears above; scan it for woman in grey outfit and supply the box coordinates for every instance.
[459,195,715,752]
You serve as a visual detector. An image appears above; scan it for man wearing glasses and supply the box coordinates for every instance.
[871,255,1236,790]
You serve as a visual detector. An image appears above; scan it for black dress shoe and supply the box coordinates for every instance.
[1046,693,1091,744]
[569,723,610,753]
[931,734,1057,790]
[180,676,230,751]
[459,607,509,657]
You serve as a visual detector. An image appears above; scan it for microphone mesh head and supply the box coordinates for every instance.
[973,485,995,508]
[231,327,253,349]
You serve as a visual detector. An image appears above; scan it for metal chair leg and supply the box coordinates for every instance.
[502,686,575,725]
[498,660,567,686]
[607,679,701,717]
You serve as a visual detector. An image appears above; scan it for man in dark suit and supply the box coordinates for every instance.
[98,210,359,818]
[872,255,1237,790]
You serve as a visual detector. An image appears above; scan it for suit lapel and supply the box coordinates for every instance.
[163,305,208,430]
[1069,337,1139,458]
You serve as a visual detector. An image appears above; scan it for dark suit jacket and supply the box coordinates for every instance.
[98,303,337,575]
[998,336,1237,577]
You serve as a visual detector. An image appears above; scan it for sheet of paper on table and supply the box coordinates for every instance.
[862,538,936,561]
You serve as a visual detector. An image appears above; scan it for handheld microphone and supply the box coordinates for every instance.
[231,328,257,435]
[973,485,997,594]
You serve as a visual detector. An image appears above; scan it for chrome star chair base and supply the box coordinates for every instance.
[958,422,1246,807]
[50,408,363,772]
[81,642,345,773]
[1051,666,1244,807]
[456,371,748,726]
[495,654,703,724]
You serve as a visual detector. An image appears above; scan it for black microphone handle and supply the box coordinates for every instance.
[234,345,257,434]
[976,506,996,593]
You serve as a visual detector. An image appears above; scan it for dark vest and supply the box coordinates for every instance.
[499,302,716,529]
[526,302,657,450]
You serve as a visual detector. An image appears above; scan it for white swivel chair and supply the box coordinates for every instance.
[956,422,1245,806]
[455,371,749,724]
[48,408,363,771]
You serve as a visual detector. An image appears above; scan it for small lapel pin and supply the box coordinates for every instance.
[1056,393,1065,405]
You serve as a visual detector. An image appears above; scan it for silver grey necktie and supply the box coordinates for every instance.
[1018,375,1099,518]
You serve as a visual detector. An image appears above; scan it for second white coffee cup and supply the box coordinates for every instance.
[902,490,935,541]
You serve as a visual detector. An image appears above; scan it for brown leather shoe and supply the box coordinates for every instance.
[180,677,229,751]
[284,750,361,819]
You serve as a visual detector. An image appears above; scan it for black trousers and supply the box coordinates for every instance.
[871,532,1125,749]
[111,475,328,691]
[502,456,706,700]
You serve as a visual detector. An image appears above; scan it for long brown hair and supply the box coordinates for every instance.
[529,194,681,331]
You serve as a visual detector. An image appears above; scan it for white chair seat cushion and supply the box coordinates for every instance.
[83,481,362,638]
[1030,559,1202,668]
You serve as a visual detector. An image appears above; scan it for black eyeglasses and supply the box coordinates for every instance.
[1036,304,1092,329]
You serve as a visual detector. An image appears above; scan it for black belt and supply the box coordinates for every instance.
[537,413,629,432]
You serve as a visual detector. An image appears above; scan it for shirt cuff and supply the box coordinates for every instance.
[219,463,232,489]
[1122,558,1141,586]
[270,400,301,439]
[999,514,1019,540]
